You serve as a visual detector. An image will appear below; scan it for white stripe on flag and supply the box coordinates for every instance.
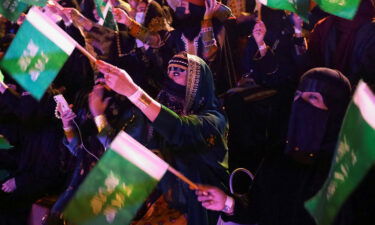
[258,0,267,5]
[353,81,375,129]
[110,131,169,180]
[26,7,76,55]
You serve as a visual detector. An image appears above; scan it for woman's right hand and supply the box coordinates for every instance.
[96,60,138,97]
[113,8,132,26]
[196,185,227,211]
[63,7,93,31]
[57,103,76,129]
[252,20,267,47]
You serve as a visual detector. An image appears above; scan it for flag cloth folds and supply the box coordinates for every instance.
[258,0,310,20]
[63,131,169,225]
[0,7,76,100]
[305,80,375,225]
[0,70,4,82]
[0,134,12,149]
[19,0,47,6]
[0,0,28,21]
[94,0,118,30]
[313,0,361,20]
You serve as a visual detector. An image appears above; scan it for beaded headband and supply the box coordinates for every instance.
[168,54,188,70]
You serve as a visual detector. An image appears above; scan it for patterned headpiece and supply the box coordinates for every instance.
[168,52,189,70]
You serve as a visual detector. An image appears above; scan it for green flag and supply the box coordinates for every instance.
[94,0,118,30]
[0,134,12,149]
[0,0,28,21]
[313,0,361,20]
[19,0,47,7]
[0,7,76,100]
[305,80,375,225]
[258,0,310,20]
[0,70,4,83]
[63,131,169,225]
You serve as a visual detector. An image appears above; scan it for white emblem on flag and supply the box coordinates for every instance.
[90,171,134,223]
[2,0,18,13]
[17,39,50,82]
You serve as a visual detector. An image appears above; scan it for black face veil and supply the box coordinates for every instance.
[285,68,351,164]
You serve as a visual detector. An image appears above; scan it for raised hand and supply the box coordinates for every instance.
[2,178,16,193]
[57,102,76,128]
[204,0,220,20]
[252,20,267,47]
[96,60,138,97]
[291,13,303,31]
[63,7,93,31]
[113,8,131,26]
[88,84,111,117]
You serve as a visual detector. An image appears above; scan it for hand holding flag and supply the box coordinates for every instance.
[305,81,375,225]
[64,131,198,225]
[0,7,96,100]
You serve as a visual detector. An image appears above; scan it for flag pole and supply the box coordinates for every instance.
[75,44,97,63]
[167,166,199,190]
[49,0,97,63]
[256,0,262,20]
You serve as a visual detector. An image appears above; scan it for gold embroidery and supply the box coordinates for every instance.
[184,54,201,114]
[147,17,167,33]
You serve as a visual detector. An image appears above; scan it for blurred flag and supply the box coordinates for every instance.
[20,0,47,6]
[0,134,12,149]
[63,131,169,225]
[0,70,4,82]
[305,80,375,225]
[314,0,361,20]
[0,0,28,21]
[0,7,76,100]
[258,0,310,20]
[94,0,118,30]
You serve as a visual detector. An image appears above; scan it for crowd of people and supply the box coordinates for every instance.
[0,0,374,224]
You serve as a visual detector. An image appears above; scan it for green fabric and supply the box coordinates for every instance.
[94,0,106,19]
[0,0,28,21]
[151,54,228,225]
[19,0,47,6]
[103,10,118,31]
[94,0,118,30]
[314,0,361,20]
[0,135,12,149]
[63,150,158,225]
[305,97,375,225]
[260,0,310,20]
[0,70,4,83]
[0,20,70,100]
[261,0,361,20]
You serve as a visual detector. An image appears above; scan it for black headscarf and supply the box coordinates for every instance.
[285,68,351,164]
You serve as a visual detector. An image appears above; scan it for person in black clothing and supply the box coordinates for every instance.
[196,68,352,225]
[0,81,67,225]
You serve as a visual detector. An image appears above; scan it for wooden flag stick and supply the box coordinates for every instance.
[167,166,199,190]
[75,44,97,63]
[49,0,97,63]
[256,0,262,20]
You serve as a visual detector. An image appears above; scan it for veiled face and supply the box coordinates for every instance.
[168,66,187,86]
[294,91,328,110]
